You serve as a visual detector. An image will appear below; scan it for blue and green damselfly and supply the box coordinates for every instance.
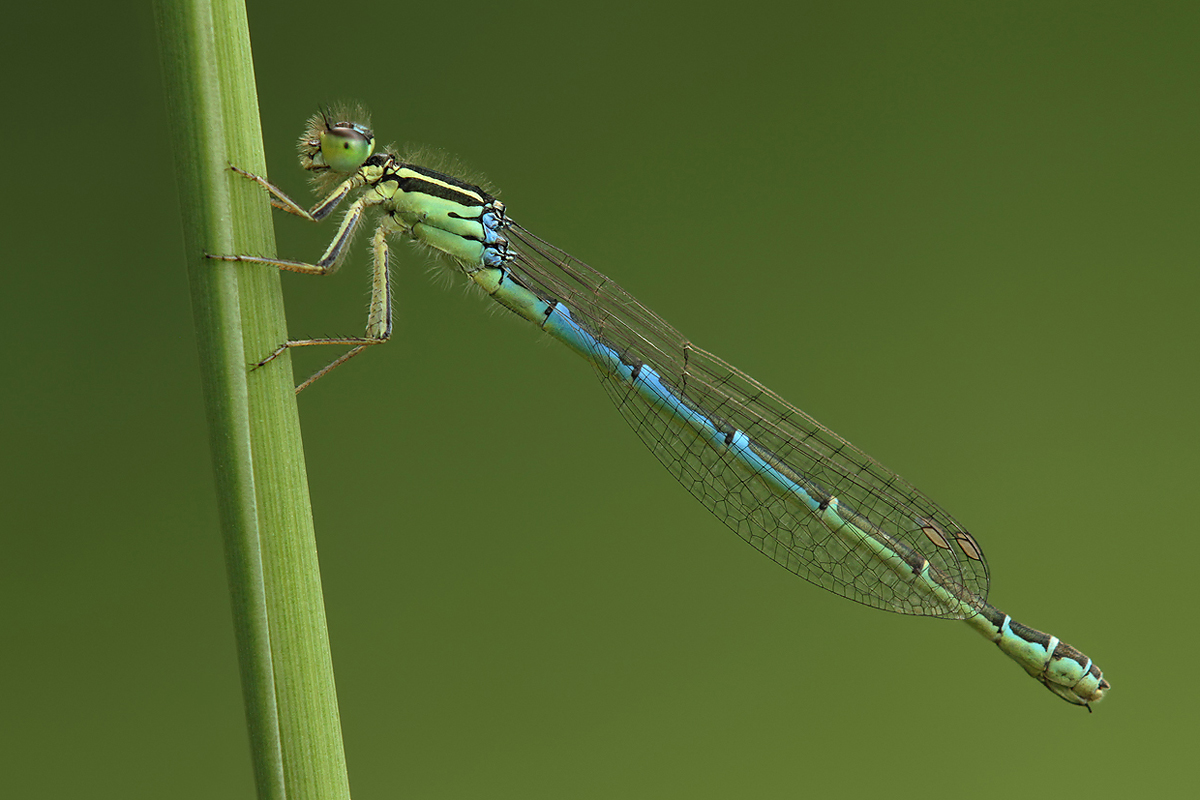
[211,108,1109,709]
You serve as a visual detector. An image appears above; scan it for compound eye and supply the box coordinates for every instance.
[320,124,374,172]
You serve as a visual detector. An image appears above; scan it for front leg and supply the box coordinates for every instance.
[230,164,359,223]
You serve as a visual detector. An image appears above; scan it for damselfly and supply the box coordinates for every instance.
[210,108,1109,709]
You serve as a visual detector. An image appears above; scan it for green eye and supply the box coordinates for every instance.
[320,124,374,172]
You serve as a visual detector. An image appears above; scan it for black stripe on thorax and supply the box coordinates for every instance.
[383,162,493,206]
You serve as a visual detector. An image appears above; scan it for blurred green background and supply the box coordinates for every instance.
[3,1,1196,797]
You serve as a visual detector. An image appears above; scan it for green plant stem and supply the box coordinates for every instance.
[155,2,351,798]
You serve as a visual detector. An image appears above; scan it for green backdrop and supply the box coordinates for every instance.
[4,1,1197,797]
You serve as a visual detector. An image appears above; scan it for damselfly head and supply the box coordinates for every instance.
[299,105,375,177]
